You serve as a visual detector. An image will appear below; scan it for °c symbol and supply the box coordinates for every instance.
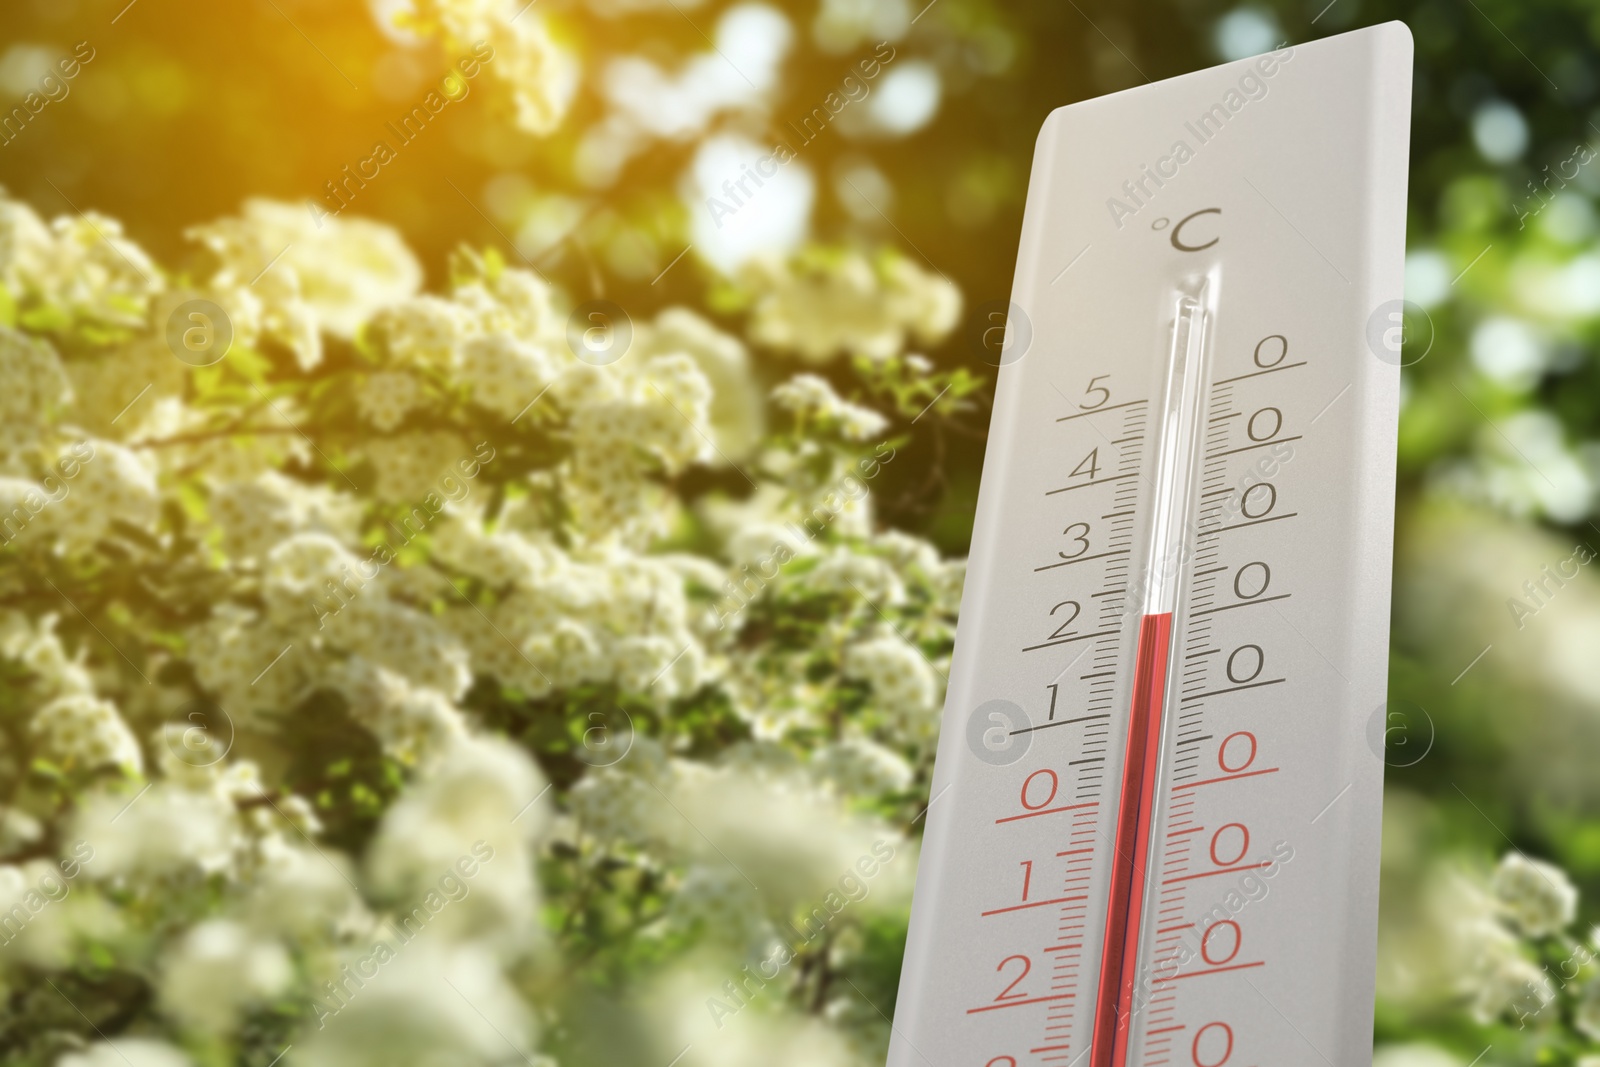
[1171,207,1221,253]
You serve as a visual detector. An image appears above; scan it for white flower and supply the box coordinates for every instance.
[409,0,576,136]
[31,693,142,772]
[1372,1044,1466,1067]
[51,440,159,550]
[1576,975,1600,1039]
[208,470,358,562]
[364,430,467,502]
[639,308,764,458]
[332,660,468,766]
[810,737,913,796]
[844,634,938,728]
[74,784,239,882]
[642,963,861,1067]
[159,919,291,1035]
[0,151,984,1064]
[0,326,70,454]
[457,333,554,419]
[295,945,532,1067]
[0,197,162,328]
[58,1039,193,1067]
[744,247,961,363]
[263,531,366,626]
[66,336,185,438]
[494,17,580,135]
[366,738,544,948]
[0,805,41,852]
[772,373,888,440]
[1462,926,1555,1024]
[0,612,95,699]
[372,295,475,368]
[333,599,473,701]
[611,633,696,696]
[872,530,941,575]
[357,371,423,431]
[568,750,676,851]
[1491,852,1577,936]
[812,550,904,605]
[187,200,422,367]
[452,261,562,343]
[558,353,719,540]
[187,607,304,714]
[667,862,766,940]
[244,841,363,940]
[432,519,547,588]
[932,557,966,614]
[671,766,894,911]
[717,739,804,779]
[603,7,789,139]
[0,477,53,548]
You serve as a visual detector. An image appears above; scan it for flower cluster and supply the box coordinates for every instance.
[398,0,577,135]
[740,246,962,363]
[1443,850,1600,1050]
[0,182,966,1067]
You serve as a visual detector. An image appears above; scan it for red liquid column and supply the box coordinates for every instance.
[1090,611,1173,1067]
[1089,275,1212,1067]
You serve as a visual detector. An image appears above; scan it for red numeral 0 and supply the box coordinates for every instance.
[1020,769,1059,810]
[1218,731,1257,773]
[1209,823,1250,867]
[1192,1022,1233,1067]
[1200,920,1241,966]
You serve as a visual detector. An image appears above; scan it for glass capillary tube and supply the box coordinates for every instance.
[1141,280,1212,620]
[1091,273,1216,1067]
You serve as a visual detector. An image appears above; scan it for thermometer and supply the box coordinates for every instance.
[891,24,1411,1067]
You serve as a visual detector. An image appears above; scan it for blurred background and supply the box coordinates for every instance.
[0,0,1598,1065]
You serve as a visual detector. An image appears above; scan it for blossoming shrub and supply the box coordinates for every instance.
[1379,850,1600,1067]
[0,192,970,1067]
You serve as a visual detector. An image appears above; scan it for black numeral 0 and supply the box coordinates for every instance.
[1226,644,1264,684]
[1254,334,1288,368]
[1239,482,1276,519]
[1233,562,1271,600]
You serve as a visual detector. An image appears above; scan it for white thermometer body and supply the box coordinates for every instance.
[890,24,1412,1067]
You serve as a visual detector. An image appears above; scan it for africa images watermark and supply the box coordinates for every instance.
[2,441,98,546]
[704,42,898,229]
[704,839,897,1029]
[711,441,897,629]
[1128,838,1295,1017]
[1105,44,1294,230]
[1117,439,1295,622]
[1506,542,1595,630]
[309,42,495,227]
[0,41,96,147]
[310,841,495,1028]
[0,840,96,946]
[1514,139,1598,230]
[311,441,497,628]
[1504,927,1600,1030]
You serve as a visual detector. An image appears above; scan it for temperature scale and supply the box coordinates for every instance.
[891,24,1412,1067]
